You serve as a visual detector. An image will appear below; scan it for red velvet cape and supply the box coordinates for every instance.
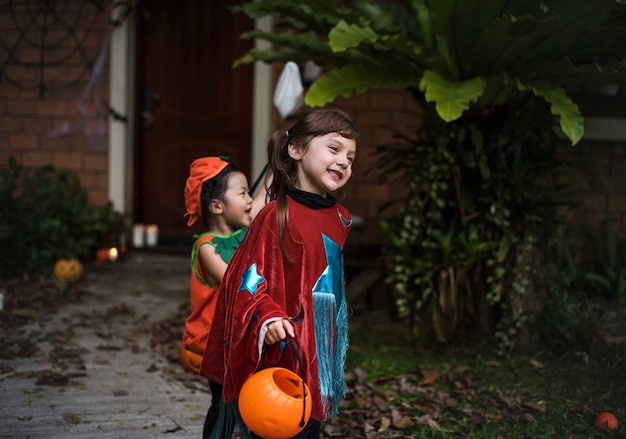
[200,195,351,422]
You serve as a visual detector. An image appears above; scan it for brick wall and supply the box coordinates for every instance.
[0,8,111,207]
[329,88,416,245]
[558,141,626,240]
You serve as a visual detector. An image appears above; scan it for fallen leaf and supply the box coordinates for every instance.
[417,369,440,386]
[426,417,453,432]
[398,375,425,395]
[35,370,69,386]
[12,308,41,320]
[483,413,504,420]
[523,401,548,412]
[371,395,389,411]
[322,424,343,437]
[453,380,466,389]
[392,415,413,429]
[498,392,520,409]
[96,344,123,351]
[378,416,391,432]
[63,412,81,424]
[354,367,368,382]
[529,359,545,369]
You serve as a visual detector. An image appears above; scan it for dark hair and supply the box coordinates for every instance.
[266,108,359,258]
[200,163,241,228]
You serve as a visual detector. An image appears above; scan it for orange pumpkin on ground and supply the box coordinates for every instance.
[95,248,109,264]
[595,412,618,430]
[53,258,83,283]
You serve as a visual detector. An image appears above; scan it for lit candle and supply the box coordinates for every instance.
[146,224,159,247]
[132,224,145,247]
[108,247,119,262]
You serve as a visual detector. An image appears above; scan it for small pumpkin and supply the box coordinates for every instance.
[238,367,311,439]
[95,248,109,264]
[179,342,202,374]
[53,258,83,283]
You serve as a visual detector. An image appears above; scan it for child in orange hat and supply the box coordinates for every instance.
[181,157,268,438]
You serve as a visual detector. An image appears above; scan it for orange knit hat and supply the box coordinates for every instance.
[184,157,229,226]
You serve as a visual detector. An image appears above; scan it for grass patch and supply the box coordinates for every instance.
[323,323,626,438]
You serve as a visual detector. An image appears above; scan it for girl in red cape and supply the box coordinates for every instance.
[201,108,359,439]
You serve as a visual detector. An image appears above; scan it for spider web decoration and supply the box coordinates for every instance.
[0,0,114,98]
[0,0,138,149]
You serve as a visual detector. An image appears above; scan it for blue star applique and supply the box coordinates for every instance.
[312,234,343,297]
[238,262,265,295]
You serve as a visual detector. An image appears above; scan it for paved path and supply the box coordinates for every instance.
[1,252,209,439]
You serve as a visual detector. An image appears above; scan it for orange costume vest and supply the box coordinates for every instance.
[183,229,246,355]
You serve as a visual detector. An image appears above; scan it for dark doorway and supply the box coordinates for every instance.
[134,0,254,247]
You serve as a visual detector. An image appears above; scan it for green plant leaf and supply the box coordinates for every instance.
[409,0,433,48]
[329,20,379,51]
[419,70,485,122]
[305,62,418,107]
[517,81,584,145]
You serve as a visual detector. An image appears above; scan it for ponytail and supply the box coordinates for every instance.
[266,108,359,259]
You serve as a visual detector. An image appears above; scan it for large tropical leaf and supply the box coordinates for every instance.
[329,20,379,51]
[518,81,585,145]
[328,20,424,61]
[306,62,419,107]
[233,0,626,144]
[469,2,626,77]
[419,71,485,122]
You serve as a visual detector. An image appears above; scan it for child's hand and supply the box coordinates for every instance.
[264,319,295,345]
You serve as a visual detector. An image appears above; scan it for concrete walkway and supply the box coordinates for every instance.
[0,252,209,439]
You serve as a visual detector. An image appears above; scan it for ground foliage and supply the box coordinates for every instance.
[0,156,128,280]
[336,323,626,438]
[1,276,624,438]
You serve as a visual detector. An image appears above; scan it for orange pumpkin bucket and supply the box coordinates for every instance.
[179,342,202,374]
[238,337,311,439]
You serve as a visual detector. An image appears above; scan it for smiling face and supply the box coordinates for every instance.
[288,132,357,197]
[215,171,253,231]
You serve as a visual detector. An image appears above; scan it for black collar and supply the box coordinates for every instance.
[288,187,336,209]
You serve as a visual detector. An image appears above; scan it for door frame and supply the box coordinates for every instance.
[107,9,272,217]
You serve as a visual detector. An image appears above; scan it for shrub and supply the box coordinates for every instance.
[377,101,569,352]
[0,156,127,280]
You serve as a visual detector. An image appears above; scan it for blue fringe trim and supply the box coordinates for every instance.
[313,290,349,416]
[313,292,335,408]
[332,296,349,414]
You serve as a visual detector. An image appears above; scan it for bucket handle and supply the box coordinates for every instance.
[259,334,307,428]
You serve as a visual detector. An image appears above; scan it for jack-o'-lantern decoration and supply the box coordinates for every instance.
[53,258,83,283]
[179,342,202,374]
[238,367,311,439]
